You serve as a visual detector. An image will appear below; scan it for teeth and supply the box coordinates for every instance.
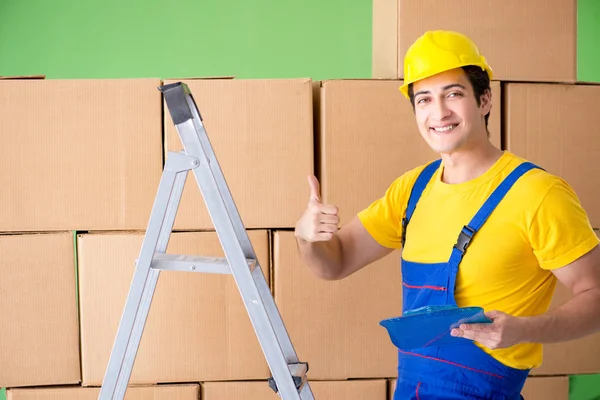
[433,124,456,132]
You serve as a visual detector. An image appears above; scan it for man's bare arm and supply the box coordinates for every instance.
[521,245,600,343]
[296,216,394,280]
[294,175,394,280]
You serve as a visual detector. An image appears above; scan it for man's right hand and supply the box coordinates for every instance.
[294,175,340,242]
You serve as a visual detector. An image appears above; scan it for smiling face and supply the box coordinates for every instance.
[411,68,491,155]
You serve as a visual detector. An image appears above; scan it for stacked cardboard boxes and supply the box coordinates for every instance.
[0,78,164,390]
[2,75,398,398]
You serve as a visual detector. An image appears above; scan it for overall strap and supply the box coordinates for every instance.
[401,159,442,247]
[447,162,542,300]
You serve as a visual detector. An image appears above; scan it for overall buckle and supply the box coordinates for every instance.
[401,217,408,247]
[454,225,475,253]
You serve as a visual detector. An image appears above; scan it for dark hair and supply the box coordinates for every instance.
[407,65,491,134]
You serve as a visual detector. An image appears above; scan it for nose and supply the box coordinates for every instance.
[431,99,452,121]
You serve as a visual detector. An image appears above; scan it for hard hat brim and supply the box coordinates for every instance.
[399,62,493,99]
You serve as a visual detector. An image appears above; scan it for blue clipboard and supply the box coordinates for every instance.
[379,305,492,351]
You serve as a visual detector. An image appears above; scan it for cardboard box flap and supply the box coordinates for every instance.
[0,75,46,80]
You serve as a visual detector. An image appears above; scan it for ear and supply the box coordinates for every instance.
[479,89,492,116]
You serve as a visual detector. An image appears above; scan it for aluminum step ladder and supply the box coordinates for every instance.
[98,82,314,400]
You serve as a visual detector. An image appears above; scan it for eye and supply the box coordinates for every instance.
[448,92,463,98]
[416,97,429,104]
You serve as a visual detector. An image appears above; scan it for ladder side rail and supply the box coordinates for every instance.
[99,155,189,400]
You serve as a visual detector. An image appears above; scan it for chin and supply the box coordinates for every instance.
[423,133,470,154]
[425,139,462,154]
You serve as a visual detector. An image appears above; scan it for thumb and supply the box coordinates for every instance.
[484,310,503,320]
[307,175,322,204]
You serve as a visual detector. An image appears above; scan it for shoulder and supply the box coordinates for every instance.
[505,152,586,222]
[506,152,568,199]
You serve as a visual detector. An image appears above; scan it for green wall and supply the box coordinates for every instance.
[0,0,372,80]
[578,0,600,83]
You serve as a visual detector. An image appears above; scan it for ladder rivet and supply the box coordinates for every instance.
[190,265,196,270]
[191,159,199,166]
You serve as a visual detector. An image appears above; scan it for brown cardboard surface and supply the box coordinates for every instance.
[0,78,162,232]
[163,78,313,230]
[372,0,398,79]
[78,230,270,385]
[0,232,80,387]
[505,83,600,228]
[273,231,402,379]
[521,376,569,400]
[202,379,387,399]
[373,0,576,82]
[318,79,501,226]
[532,279,600,375]
[7,384,199,400]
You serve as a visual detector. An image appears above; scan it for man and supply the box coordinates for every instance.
[294,30,600,399]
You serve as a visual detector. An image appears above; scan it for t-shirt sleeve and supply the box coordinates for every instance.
[357,170,421,249]
[529,178,599,270]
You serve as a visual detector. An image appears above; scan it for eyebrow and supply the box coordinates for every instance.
[414,83,467,97]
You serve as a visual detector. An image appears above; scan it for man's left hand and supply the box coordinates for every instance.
[450,310,527,350]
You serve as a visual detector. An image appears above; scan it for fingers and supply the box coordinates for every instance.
[451,328,494,348]
[310,213,338,233]
[307,175,322,204]
[459,323,494,332]
[452,327,488,339]
[452,329,502,350]
[319,213,340,224]
[485,310,504,320]
[297,174,340,242]
[318,223,339,233]
[311,204,339,217]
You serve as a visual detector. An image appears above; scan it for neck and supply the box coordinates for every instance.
[440,141,503,184]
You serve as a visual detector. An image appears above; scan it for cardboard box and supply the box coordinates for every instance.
[505,83,600,228]
[532,279,600,375]
[78,230,270,385]
[202,379,387,399]
[373,0,576,82]
[6,384,199,400]
[273,231,402,379]
[0,233,80,387]
[521,376,569,400]
[0,78,163,232]
[163,78,313,230]
[388,377,568,399]
[317,79,501,226]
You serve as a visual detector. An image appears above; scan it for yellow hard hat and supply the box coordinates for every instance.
[399,30,493,99]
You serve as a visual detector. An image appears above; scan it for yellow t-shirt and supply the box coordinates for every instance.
[357,151,599,370]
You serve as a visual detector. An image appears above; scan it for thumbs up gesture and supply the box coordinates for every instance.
[295,175,340,242]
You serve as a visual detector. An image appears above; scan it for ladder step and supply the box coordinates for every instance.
[150,253,256,274]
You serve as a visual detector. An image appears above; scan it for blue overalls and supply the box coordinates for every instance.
[394,159,538,400]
